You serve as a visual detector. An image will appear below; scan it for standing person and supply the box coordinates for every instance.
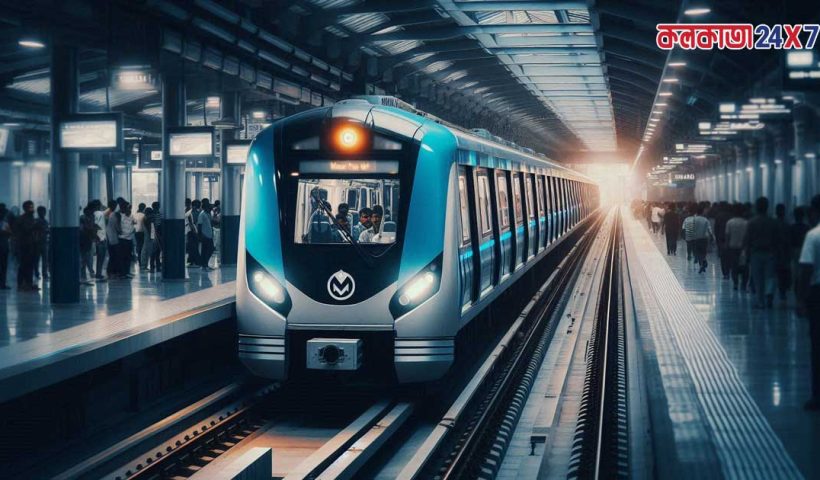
[92,200,107,281]
[725,204,750,291]
[791,207,811,291]
[681,206,694,261]
[663,203,681,255]
[197,199,215,271]
[141,207,155,271]
[745,197,780,309]
[105,202,121,278]
[33,206,49,280]
[186,199,200,267]
[797,194,820,411]
[79,204,98,285]
[774,204,793,302]
[150,201,162,271]
[713,202,732,279]
[118,203,135,279]
[682,204,714,273]
[651,203,664,235]
[0,203,10,290]
[133,203,146,270]
[13,201,39,291]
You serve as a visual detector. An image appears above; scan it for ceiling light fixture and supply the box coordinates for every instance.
[18,39,45,49]
[684,7,711,16]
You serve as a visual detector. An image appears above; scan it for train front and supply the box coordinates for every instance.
[236,99,460,383]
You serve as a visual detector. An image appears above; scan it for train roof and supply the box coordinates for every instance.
[345,96,594,184]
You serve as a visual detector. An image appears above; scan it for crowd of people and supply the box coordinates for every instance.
[0,197,222,291]
[634,195,820,410]
[636,197,810,308]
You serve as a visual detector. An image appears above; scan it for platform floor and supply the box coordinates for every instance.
[0,260,235,347]
[625,209,818,479]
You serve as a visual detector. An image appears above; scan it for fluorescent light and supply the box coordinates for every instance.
[684,7,711,16]
[2,122,21,127]
[251,110,265,119]
[18,39,45,49]
[662,78,679,83]
[719,103,736,113]
[656,102,668,106]
[787,51,814,67]
[659,92,673,97]
[668,62,687,67]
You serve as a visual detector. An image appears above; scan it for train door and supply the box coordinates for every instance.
[547,176,556,243]
[536,175,547,251]
[511,172,525,269]
[495,170,513,280]
[457,167,474,309]
[560,178,568,235]
[474,168,496,297]
[523,173,537,259]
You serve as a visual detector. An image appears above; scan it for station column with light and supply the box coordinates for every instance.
[794,104,815,205]
[50,42,80,303]
[161,72,187,280]
[220,92,241,265]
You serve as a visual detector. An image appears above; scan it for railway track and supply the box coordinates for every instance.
[397,212,607,480]
[567,209,628,479]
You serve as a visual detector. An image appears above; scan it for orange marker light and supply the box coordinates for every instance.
[335,125,364,152]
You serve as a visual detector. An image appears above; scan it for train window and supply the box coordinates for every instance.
[496,172,510,229]
[476,172,493,236]
[512,172,523,224]
[536,176,546,218]
[294,177,399,245]
[458,173,471,245]
[524,174,535,221]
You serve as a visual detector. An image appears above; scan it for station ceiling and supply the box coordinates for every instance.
[0,0,816,164]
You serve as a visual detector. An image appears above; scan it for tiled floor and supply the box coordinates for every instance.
[638,215,820,479]
[0,256,235,347]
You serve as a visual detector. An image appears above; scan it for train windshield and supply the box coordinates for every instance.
[294,175,400,246]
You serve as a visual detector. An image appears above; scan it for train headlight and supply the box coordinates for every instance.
[390,254,443,318]
[246,252,292,316]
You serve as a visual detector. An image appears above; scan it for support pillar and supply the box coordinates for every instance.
[758,133,774,201]
[774,127,791,213]
[794,105,815,205]
[745,138,758,202]
[220,91,242,265]
[734,143,745,203]
[49,43,80,303]
[161,73,187,280]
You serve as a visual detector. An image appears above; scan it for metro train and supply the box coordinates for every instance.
[236,96,600,383]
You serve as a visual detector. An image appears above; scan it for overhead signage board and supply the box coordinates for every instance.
[167,127,214,158]
[138,144,162,170]
[784,49,820,91]
[225,142,251,165]
[59,113,123,152]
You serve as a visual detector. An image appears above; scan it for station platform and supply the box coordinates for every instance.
[623,209,816,479]
[0,267,237,403]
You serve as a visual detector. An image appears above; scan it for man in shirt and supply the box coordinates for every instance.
[92,200,107,281]
[117,203,135,279]
[745,196,781,309]
[797,194,820,410]
[725,204,749,291]
[186,199,200,267]
[197,199,215,271]
[133,203,146,271]
[358,205,384,243]
[352,207,372,240]
[682,204,714,273]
